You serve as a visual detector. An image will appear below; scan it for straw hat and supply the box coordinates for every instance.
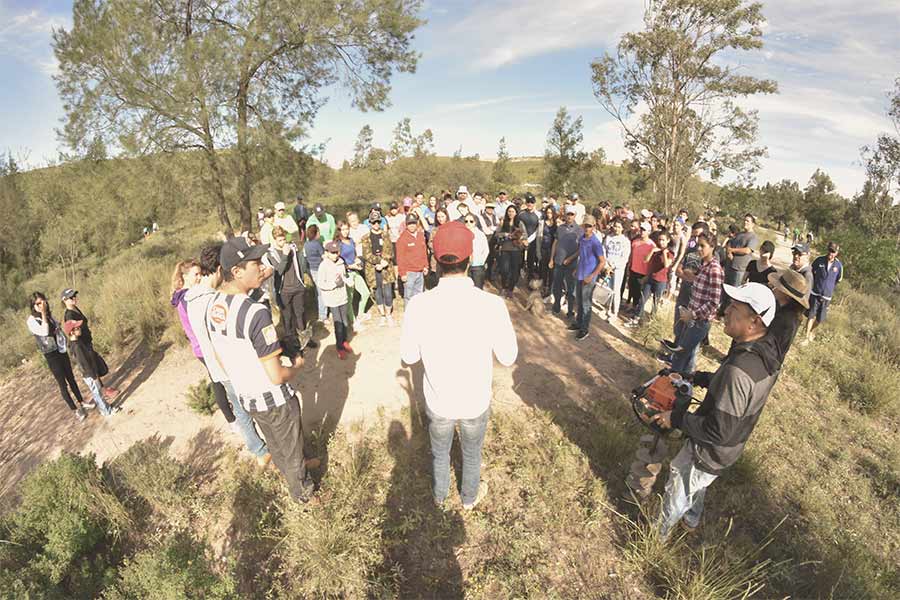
[767,268,809,309]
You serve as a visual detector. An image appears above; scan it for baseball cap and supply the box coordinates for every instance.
[219,237,270,271]
[582,215,596,226]
[274,201,286,211]
[791,243,810,254]
[524,192,536,203]
[61,288,78,300]
[324,240,340,253]
[405,214,419,224]
[565,206,577,215]
[723,282,776,327]
[432,221,474,264]
[568,192,579,201]
[403,196,413,207]
[390,201,399,209]
[368,210,382,225]
[457,185,469,195]
[640,208,653,219]
[296,192,304,201]
[640,222,652,232]
[62,319,83,335]
[827,241,840,253]
[314,203,325,215]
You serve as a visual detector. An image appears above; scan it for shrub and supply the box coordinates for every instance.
[185,379,217,416]
[102,531,235,600]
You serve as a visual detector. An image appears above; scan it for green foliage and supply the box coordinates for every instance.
[0,453,129,598]
[185,379,217,416]
[491,136,515,187]
[827,226,900,292]
[803,168,847,233]
[102,531,234,600]
[543,106,589,194]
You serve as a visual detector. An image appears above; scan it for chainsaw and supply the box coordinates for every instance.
[631,371,696,435]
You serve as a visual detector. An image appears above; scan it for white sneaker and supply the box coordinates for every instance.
[386,315,396,327]
[380,316,388,326]
[360,313,372,322]
[229,421,241,434]
[82,400,96,409]
[104,406,122,417]
[462,481,488,510]
[353,322,365,333]
[75,407,86,422]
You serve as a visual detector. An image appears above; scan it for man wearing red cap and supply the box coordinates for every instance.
[400,222,518,510]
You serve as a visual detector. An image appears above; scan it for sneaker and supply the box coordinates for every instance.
[256,452,272,468]
[575,330,589,341]
[656,351,673,365]
[624,319,640,328]
[82,400,96,409]
[102,387,120,399]
[295,477,316,503]
[681,520,699,534]
[104,406,122,417]
[566,322,580,331]
[462,481,488,510]
[337,348,347,360]
[306,339,319,349]
[75,407,86,422]
[660,339,682,353]
[342,341,354,354]
[359,313,372,322]
[380,316,388,326]
[229,421,241,434]
[353,322,365,333]
[386,315,396,327]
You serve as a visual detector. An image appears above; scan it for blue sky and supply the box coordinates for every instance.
[3,0,900,197]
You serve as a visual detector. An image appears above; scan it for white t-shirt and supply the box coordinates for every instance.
[400,276,518,419]
[185,284,227,382]
[386,213,406,243]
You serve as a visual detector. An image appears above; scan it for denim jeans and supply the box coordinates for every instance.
[659,442,718,539]
[84,377,112,416]
[310,269,328,321]
[225,381,269,457]
[610,267,626,316]
[427,405,490,505]
[575,278,596,334]
[552,262,576,315]
[637,279,667,320]
[670,319,711,374]
[404,271,425,302]
[469,265,486,289]
[498,251,523,291]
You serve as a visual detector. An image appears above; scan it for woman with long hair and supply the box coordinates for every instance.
[26,291,88,421]
[171,259,203,359]
[336,220,371,328]
[496,204,527,298]
[428,209,451,279]
[537,205,558,297]
[61,289,118,398]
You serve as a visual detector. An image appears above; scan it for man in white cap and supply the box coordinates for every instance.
[652,282,779,539]
[273,201,299,242]
[447,186,476,221]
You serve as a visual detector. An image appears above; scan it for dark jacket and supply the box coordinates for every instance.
[68,336,109,380]
[672,335,780,474]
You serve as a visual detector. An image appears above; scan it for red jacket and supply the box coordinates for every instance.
[396,229,428,276]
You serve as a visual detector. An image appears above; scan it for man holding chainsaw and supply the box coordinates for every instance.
[651,282,779,539]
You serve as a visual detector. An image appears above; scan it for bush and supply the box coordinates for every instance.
[102,531,234,600]
[827,226,900,292]
[0,453,130,598]
[185,379,217,416]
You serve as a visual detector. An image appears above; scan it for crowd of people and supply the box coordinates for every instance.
[27,184,845,535]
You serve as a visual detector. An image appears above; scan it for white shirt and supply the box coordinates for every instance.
[571,202,586,225]
[185,284,228,382]
[400,277,518,419]
[470,227,489,267]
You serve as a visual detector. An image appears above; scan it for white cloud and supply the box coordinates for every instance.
[0,6,70,76]
[432,95,535,114]
[448,0,643,70]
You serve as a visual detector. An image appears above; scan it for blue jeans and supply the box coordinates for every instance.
[659,442,718,539]
[403,271,425,302]
[427,406,490,505]
[637,279,667,320]
[225,381,269,457]
[670,319,711,374]
[84,377,112,416]
[576,278,596,333]
[552,262,576,315]
[311,269,328,321]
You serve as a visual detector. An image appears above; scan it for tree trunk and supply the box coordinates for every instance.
[236,77,253,232]
[202,147,234,237]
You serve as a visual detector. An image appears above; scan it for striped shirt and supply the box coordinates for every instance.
[205,292,294,412]
[687,258,724,322]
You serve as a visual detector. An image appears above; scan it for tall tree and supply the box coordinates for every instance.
[591,0,777,215]
[352,125,374,169]
[761,179,804,228]
[858,77,900,240]
[54,0,423,232]
[803,169,846,233]
[389,117,433,160]
[492,137,513,185]
[544,107,588,194]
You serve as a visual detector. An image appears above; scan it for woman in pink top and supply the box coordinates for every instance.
[627,230,674,326]
[627,222,655,313]
[170,259,203,359]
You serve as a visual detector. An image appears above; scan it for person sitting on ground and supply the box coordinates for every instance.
[61,288,118,399]
[185,244,271,464]
[396,214,429,303]
[744,240,776,285]
[63,319,119,417]
[400,221,518,510]
[317,240,355,359]
[361,210,397,326]
[206,237,316,502]
[652,282,779,540]
[306,203,336,242]
[273,201,300,242]
[27,291,89,422]
[803,242,843,345]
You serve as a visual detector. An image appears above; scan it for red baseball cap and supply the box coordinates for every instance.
[432,221,473,264]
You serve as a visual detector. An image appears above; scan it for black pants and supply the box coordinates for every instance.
[499,251,523,291]
[525,240,539,277]
[469,265,486,289]
[627,271,645,309]
[251,395,311,501]
[539,254,553,292]
[485,244,498,280]
[280,286,306,353]
[46,350,83,411]
[198,357,236,422]
[332,303,349,349]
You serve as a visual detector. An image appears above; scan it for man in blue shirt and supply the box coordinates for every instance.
[568,215,606,341]
[804,241,843,344]
[550,207,582,318]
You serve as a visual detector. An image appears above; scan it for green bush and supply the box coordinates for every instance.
[185,379,217,416]
[102,531,234,600]
[828,226,900,292]
[0,453,130,598]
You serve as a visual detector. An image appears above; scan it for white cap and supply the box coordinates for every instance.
[457,185,469,195]
[723,282,777,327]
[274,201,286,210]
[640,208,653,219]
[640,221,652,231]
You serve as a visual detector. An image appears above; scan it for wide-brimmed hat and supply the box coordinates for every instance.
[767,268,809,309]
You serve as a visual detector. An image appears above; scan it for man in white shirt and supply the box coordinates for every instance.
[567,193,586,225]
[400,222,518,510]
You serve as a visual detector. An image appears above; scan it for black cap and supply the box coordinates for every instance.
[296,192,304,201]
[220,237,269,271]
[791,243,810,254]
[568,192,579,201]
[61,288,78,300]
[314,203,325,215]
[524,192,536,203]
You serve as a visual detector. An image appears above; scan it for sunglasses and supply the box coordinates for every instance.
[465,219,475,224]
[584,224,594,228]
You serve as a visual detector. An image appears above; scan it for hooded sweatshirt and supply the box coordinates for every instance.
[672,334,780,474]
[171,288,202,359]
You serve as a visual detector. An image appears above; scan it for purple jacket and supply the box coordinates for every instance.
[171,289,202,358]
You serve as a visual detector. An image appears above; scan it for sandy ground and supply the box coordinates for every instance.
[0,230,795,509]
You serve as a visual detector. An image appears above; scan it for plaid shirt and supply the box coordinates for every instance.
[687,258,724,321]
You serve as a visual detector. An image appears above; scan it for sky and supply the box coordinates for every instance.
[2,0,900,197]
